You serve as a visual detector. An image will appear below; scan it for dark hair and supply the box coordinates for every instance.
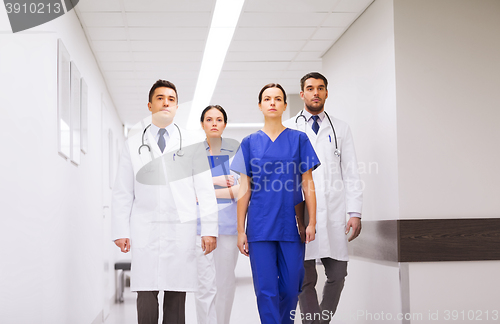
[300,72,328,91]
[258,83,287,104]
[148,79,178,103]
[200,105,228,124]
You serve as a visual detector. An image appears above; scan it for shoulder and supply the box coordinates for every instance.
[325,112,350,129]
[282,116,298,128]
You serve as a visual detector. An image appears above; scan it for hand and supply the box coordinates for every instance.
[345,217,362,242]
[114,238,130,253]
[237,232,249,257]
[201,236,217,255]
[213,175,234,187]
[305,225,316,243]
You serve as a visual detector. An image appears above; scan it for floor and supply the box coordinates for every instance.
[104,254,327,324]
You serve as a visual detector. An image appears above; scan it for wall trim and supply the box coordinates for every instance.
[349,218,500,262]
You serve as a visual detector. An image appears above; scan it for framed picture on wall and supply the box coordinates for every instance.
[57,39,71,159]
[81,78,88,154]
[70,61,81,165]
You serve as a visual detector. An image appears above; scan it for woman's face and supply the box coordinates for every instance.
[259,87,287,118]
[201,108,226,138]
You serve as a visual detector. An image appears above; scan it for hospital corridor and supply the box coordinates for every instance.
[1,0,499,324]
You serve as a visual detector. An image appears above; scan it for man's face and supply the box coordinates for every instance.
[300,78,328,114]
[148,87,178,119]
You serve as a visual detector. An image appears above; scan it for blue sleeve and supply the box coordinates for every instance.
[230,137,251,177]
[299,132,320,173]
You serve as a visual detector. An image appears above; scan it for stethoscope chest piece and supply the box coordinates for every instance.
[334,149,341,158]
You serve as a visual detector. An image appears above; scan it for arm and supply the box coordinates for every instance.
[214,183,240,199]
[236,174,251,256]
[301,169,316,243]
[340,126,363,241]
[112,144,135,253]
[193,144,219,255]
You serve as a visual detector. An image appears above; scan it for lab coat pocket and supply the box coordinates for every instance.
[130,213,154,249]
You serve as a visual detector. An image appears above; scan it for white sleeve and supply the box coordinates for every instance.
[340,126,363,214]
[111,144,134,241]
[193,143,218,237]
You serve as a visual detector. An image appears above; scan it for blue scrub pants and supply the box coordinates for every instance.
[249,241,305,324]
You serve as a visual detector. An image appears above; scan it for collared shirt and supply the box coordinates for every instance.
[149,122,175,148]
[302,109,326,129]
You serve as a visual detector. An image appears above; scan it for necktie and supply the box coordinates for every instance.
[158,128,167,152]
[311,115,320,134]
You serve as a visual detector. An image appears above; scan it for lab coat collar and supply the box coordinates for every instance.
[301,109,326,123]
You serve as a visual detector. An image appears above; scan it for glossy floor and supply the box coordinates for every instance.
[104,254,329,324]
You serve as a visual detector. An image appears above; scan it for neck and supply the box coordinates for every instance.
[262,117,285,134]
[152,115,173,129]
[206,137,222,155]
[304,106,324,116]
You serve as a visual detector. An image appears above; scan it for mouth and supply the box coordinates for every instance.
[268,109,277,112]
[211,128,218,131]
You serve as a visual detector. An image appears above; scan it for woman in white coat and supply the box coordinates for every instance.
[112,80,218,324]
[195,105,240,324]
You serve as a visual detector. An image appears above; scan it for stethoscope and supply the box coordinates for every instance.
[295,110,341,158]
[138,123,184,158]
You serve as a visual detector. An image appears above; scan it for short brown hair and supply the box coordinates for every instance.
[300,72,328,91]
[148,79,178,103]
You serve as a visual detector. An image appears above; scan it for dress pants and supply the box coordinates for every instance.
[137,290,186,324]
[249,241,305,324]
[298,258,347,324]
[195,235,239,324]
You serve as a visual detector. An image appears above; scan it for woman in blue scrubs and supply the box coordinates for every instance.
[231,84,320,324]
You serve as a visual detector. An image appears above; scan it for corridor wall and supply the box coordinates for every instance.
[0,7,124,324]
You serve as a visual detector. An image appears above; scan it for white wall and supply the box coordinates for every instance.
[394,0,500,219]
[323,0,399,222]
[0,8,123,324]
[320,1,403,323]
[393,0,500,320]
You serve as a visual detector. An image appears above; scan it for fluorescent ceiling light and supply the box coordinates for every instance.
[187,0,245,129]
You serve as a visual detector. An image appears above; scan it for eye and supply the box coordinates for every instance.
[264,98,270,101]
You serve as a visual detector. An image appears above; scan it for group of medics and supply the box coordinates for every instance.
[112,72,363,324]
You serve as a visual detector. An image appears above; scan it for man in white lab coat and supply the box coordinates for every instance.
[112,80,218,324]
[283,72,363,324]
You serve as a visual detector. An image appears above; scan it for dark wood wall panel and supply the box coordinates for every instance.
[398,218,500,262]
[348,218,500,262]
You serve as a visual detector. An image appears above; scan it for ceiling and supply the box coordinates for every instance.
[75,0,374,127]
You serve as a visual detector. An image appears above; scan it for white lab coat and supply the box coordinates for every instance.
[112,117,218,292]
[284,111,363,261]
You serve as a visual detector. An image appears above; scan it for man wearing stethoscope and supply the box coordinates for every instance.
[283,72,363,324]
[112,80,218,324]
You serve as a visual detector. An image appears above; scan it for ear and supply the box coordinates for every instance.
[283,103,287,111]
[325,89,328,99]
[300,91,305,100]
[148,102,152,111]
[258,103,263,112]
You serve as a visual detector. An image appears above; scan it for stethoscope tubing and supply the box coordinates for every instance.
[295,110,341,158]
[138,123,184,157]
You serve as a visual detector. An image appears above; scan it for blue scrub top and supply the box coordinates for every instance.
[231,128,320,242]
[197,139,239,236]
